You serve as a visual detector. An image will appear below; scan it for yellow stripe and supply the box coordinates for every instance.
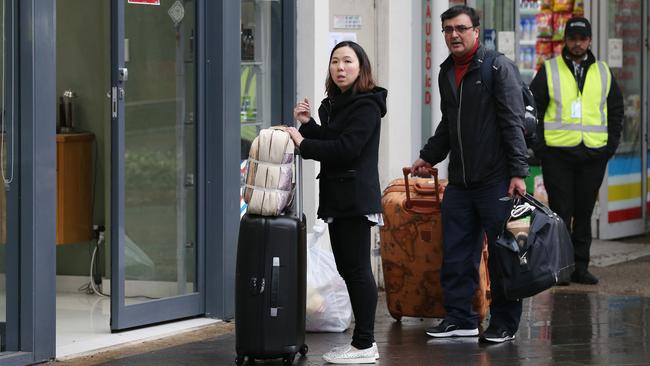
[608,183,642,201]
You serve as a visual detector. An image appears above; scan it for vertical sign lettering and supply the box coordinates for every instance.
[422,0,433,142]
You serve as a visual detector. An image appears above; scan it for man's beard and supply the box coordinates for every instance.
[568,47,587,59]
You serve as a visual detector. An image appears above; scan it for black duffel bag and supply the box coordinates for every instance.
[495,193,574,300]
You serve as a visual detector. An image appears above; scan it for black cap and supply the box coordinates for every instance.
[565,17,592,38]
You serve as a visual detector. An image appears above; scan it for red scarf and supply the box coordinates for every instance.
[452,41,480,89]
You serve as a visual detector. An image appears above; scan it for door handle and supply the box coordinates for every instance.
[111,87,117,118]
[118,67,128,82]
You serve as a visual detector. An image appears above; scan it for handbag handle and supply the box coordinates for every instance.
[519,192,554,216]
[401,167,440,213]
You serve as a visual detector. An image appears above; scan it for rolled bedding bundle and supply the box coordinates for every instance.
[244,126,295,216]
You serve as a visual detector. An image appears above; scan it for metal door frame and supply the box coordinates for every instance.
[110,0,203,331]
[0,0,57,364]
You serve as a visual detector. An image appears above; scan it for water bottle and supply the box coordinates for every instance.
[519,48,527,69]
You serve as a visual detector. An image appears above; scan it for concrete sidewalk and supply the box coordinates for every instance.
[590,238,650,267]
[49,239,650,366]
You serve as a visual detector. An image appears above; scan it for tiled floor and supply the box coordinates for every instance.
[89,289,650,365]
[54,292,219,359]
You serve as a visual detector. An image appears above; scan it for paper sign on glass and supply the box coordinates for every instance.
[607,38,623,68]
[128,0,160,5]
[497,32,515,61]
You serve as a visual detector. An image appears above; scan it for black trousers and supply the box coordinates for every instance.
[441,180,522,333]
[328,216,377,349]
[541,151,607,271]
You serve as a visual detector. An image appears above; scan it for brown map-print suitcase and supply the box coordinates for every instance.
[379,167,491,321]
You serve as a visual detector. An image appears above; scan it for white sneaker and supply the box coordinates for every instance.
[324,343,379,360]
[322,343,378,364]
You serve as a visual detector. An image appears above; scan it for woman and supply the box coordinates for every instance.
[286,41,387,364]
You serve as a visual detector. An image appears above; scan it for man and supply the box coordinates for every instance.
[529,17,623,285]
[411,5,528,344]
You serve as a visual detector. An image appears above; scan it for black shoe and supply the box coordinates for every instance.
[571,270,599,285]
[425,319,478,338]
[479,327,516,344]
[555,280,570,286]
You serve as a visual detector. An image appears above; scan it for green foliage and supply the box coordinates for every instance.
[125,149,175,206]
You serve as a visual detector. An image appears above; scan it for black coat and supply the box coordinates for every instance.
[420,46,529,188]
[529,48,624,161]
[298,87,387,218]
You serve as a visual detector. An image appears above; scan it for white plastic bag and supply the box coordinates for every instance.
[306,222,352,333]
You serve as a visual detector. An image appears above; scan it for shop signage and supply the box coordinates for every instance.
[608,38,623,68]
[333,15,362,30]
[128,0,160,5]
[422,0,432,142]
[423,0,432,107]
[168,0,185,25]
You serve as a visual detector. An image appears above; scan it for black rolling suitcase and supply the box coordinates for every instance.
[235,151,308,366]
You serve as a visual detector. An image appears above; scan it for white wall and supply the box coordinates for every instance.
[376,0,416,188]
[296,0,330,229]
[295,0,451,229]
[432,0,450,179]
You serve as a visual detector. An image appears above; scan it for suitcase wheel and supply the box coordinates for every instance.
[235,354,245,366]
[299,344,309,356]
[389,311,403,322]
[282,353,296,365]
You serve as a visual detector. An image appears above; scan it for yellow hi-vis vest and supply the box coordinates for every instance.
[543,57,611,148]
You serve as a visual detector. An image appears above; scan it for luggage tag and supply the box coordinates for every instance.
[571,98,582,119]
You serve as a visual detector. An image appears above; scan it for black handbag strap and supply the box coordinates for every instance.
[520,192,554,216]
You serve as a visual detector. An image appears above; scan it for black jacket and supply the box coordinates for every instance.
[299,87,388,218]
[420,46,529,188]
[529,48,624,161]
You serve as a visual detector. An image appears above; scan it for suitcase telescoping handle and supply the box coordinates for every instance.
[294,149,303,219]
[289,121,303,219]
[401,167,440,211]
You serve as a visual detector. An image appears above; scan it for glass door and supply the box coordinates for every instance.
[110,0,201,331]
[0,0,17,353]
[595,0,646,239]
[240,0,284,216]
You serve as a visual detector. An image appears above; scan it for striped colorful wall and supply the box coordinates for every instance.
[606,154,646,223]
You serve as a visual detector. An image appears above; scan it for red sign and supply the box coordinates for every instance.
[128,0,160,5]
[423,0,432,105]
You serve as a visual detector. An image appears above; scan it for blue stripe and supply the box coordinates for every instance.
[608,155,642,176]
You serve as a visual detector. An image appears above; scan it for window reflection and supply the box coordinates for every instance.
[240,0,283,216]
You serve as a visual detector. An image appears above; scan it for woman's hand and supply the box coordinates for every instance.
[293,98,311,124]
[286,127,304,147]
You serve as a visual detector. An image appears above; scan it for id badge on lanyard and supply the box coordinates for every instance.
[571,98,582,119]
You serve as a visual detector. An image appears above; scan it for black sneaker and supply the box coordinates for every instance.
[571,270,599,285]
[479,327,516,344]
[426,320,478,338]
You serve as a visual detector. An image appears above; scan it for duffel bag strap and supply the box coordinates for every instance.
[521,192,554,216]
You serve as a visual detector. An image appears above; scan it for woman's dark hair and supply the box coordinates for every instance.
[325,41,376,98]
[440,5,480,27]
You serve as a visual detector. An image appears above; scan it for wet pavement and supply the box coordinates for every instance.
[75,288,650,366]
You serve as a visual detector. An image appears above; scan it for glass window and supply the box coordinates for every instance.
[240,0,283,158]
[0,0,7,351]
[605,0,643,223]
[0,0,15,354]
[240,0,283,215]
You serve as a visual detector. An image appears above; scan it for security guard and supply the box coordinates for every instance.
[530,17,624,285]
